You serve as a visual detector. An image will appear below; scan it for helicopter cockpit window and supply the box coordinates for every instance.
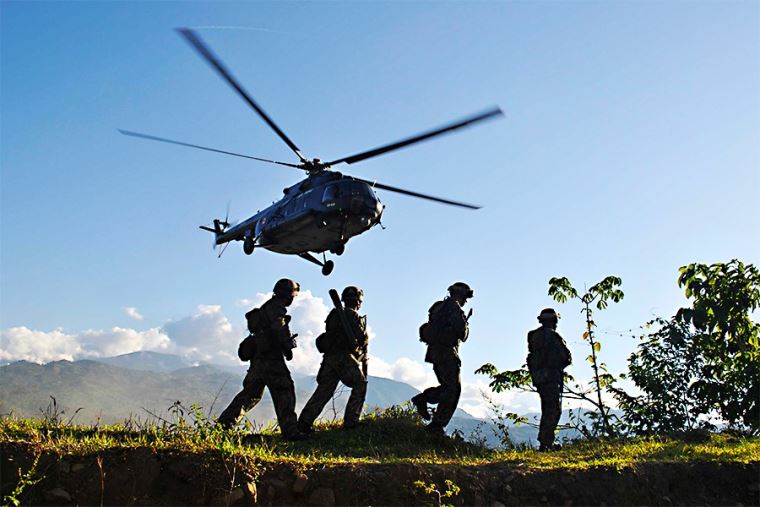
[352,182,373,196]
[322,184,341,202]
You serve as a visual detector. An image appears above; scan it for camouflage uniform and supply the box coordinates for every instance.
[414,296,469,430]
[218,296,300,438]
[299,307,369,429]
[527,320,571,450]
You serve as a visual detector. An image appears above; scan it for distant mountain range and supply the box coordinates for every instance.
[0,352,580,445]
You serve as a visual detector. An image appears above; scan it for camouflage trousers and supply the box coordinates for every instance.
[418,358,461,428]
[217,358,299,437]
[537,382,562,447]
[298,353,367,428]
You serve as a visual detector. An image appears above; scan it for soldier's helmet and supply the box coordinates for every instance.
[538,308,560,321]
[447,282,474,299]
[341,286,364,302]
[273,278,300,296]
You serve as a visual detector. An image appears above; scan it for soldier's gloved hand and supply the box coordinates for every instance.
[279,334,297,361]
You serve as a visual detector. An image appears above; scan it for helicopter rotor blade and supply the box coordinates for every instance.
[118,130,302,169]
[355,177,481,210]
[176,28,308,163]
[326,107,503,167]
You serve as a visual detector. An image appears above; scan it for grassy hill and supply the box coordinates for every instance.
[1,408,758,506]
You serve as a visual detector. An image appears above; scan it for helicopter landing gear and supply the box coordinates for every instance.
[298,252,335,276]
[243,237,255,255]
[329,242,345,256]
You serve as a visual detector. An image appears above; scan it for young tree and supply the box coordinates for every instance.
[547,276,624,435]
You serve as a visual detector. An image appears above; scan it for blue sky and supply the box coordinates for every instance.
[1,1,758,412]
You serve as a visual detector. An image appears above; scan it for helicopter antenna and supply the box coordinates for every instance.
[217,242,231,258]
[177,28,308,164]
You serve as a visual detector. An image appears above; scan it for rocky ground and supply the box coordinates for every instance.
[3,442,759,506]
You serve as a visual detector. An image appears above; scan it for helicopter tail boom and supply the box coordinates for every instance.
[199,218,226,243]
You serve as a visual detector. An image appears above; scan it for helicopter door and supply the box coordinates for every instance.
[255,219,265,238]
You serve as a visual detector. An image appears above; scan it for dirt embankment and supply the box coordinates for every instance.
[2,443,758,506]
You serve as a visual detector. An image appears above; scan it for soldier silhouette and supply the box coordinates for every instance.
[298,286,369,432]
[412,282,473,436]
[527,308,572,451]
[217,278,306,440]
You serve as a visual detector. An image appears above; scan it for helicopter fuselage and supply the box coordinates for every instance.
[217,171,384,255]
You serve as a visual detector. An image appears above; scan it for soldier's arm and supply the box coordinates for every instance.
[448,304,468,340]
[264,302,291,340]
[347,311,366,348]
[528,331,540,354]
[526,330,543,372]
[325,309,341,334]
[557,333,572,366]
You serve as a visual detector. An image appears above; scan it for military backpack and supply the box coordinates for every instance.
[419,300,448,345]
[237,308,264,361]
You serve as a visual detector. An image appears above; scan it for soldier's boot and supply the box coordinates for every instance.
[411,394,431,421]
[424,422,445,437]
[297,421,315,434]
[538,442,560,452]
[215,416,236,430]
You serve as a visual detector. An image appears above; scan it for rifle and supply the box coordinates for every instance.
[328,289,367,377]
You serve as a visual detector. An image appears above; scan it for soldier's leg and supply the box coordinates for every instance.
[430,360,462,428]
[412,362,446,420]
[339,360,367,427]
[217,369,266,428]
[417,362,446,404]
[298,361,340,429]
[537,382,561,449]
[264,361,301,437]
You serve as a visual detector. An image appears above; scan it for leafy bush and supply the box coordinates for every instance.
[616,260,759,435]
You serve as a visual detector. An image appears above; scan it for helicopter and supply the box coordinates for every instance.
[120,28,503,276]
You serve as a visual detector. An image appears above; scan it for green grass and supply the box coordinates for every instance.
[1,405,758,470]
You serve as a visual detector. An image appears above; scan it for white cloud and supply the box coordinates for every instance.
[0,294,327,371]
[160,304,241,364]
[0,327,87,363]
[458,380,539,419]
[287,290,330,375]
[369,356,438,390]
[79,327,171,357]
[124,307,144,321]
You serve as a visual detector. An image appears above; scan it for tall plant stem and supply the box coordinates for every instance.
[585,299,611,434]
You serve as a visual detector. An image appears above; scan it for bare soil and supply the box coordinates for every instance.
[2,442,758,506]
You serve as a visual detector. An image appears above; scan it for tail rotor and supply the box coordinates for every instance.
[200,202,238,257]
